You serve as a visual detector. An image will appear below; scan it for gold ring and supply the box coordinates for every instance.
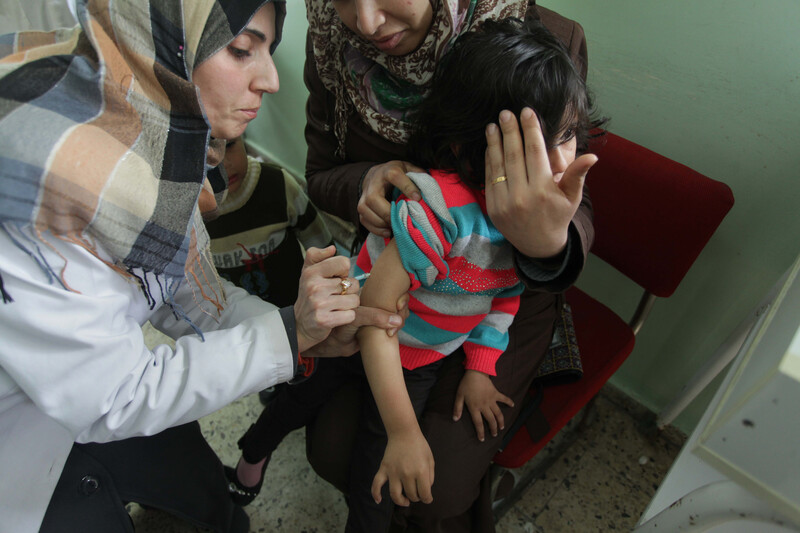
[339,278,352,295]
[491,176,507,185]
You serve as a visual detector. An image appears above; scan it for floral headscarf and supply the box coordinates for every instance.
[305,0,527,157]
[0,0,285,320]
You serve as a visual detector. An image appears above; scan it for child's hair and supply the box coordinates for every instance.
[408,17,605,187]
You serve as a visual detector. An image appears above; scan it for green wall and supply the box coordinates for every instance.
[248,2,800,433]
[245,8,310,178]
[543,0,800,432]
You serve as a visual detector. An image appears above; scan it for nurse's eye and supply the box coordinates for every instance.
[228,46,251,60]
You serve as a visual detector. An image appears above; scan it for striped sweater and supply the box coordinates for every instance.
[355,170,523,376]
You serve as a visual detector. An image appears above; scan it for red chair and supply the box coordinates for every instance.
[491,131,735,514]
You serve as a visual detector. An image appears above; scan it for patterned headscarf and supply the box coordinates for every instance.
[0,0,285,317]
[305,0,527,157]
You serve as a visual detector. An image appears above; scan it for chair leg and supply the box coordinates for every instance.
[489,465,516,506]
[575,395,600,432]
[491,436,578,522]
[492,403,594,522]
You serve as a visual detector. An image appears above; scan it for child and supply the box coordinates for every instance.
[206,137,333,404]
[226,18,602,531]
[205,136,333,308]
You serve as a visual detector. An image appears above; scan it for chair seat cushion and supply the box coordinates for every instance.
[494,286,636,468]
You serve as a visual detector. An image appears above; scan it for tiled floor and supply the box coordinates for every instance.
[127,369,685,530]
[491,387,685,532]
[134,323,686,532]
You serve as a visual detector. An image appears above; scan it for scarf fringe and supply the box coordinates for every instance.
[183,247,226,334]
[129,267,157,310]
[0,272,13,303]
[60,232,134,282]
[164,278,206,341]
[60,230,229,335]
[2,225,227,339]
[3,226,65,290]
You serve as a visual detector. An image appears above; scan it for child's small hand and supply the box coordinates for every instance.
[371,430,435,507]
[453,369,514,442]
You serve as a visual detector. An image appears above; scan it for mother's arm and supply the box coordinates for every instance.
[517,3,592,292]
[303,32,371,227]
[513,196,593,293]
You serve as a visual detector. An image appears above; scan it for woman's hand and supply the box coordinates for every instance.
[371,429,435,507]
[453,370,514,442]
[484,108,597,259]
[302,300,408,358]
[294,246,359,352]
[358,160,423,238]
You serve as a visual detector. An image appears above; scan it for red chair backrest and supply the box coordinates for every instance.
[587,132,734,297]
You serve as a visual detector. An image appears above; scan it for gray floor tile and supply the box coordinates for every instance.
[495,507,544,533]
[577,397,681,488]
[532,453,653,532]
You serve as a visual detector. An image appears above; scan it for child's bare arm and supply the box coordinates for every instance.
[357,239,435,506]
